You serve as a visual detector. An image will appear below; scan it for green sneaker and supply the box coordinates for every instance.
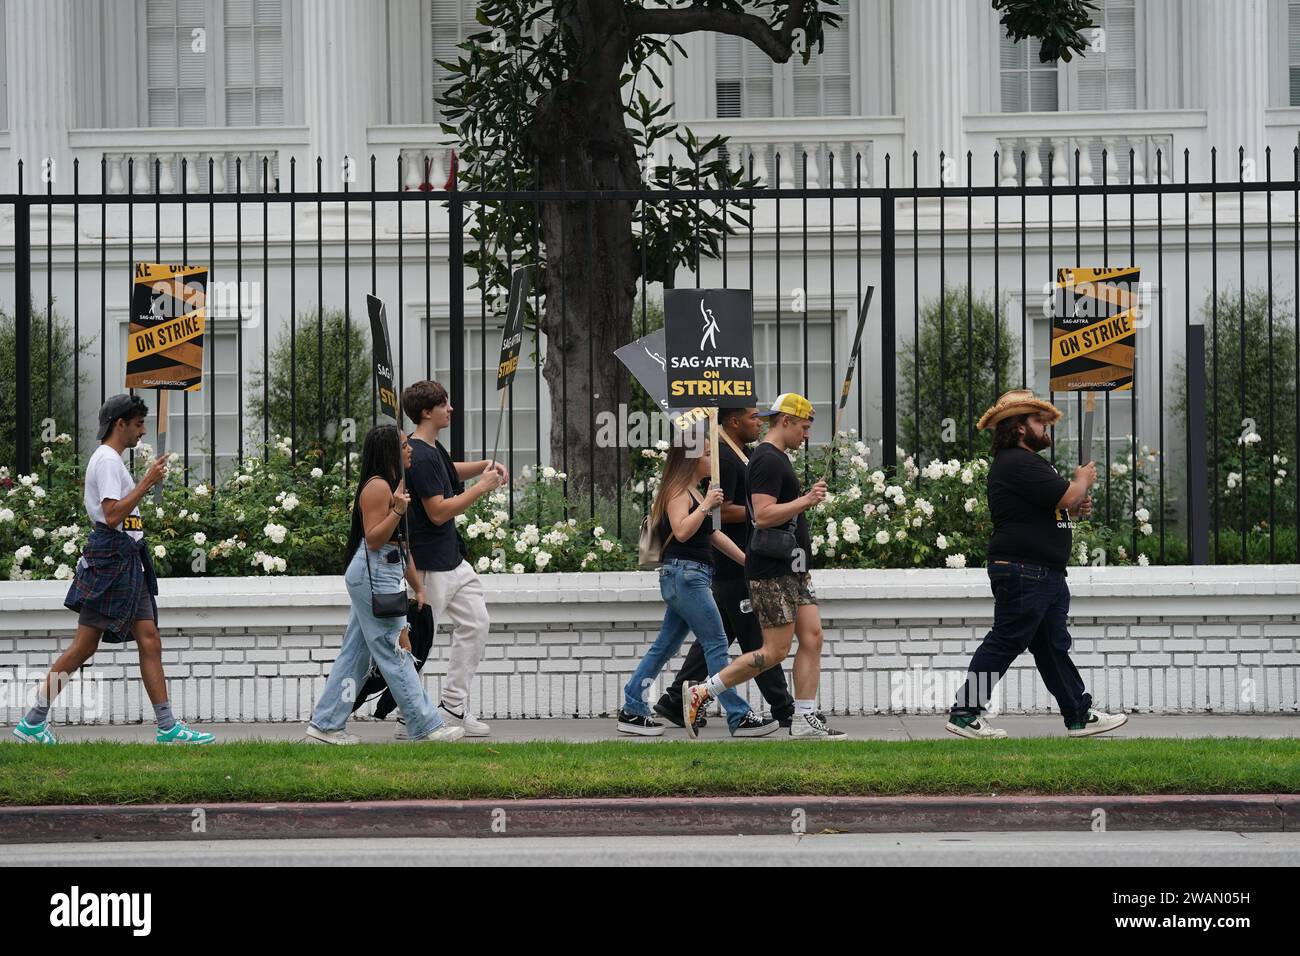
[11,719,57,744]
[156,721,216,745]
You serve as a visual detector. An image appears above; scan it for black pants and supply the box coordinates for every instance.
[657,574,795,721]
[950,561,1091,727]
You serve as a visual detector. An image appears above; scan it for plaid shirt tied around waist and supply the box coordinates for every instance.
[63,522,159,642]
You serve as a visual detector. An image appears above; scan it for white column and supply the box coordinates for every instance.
[7,0,76,196]
[301,0,381,189]
[892,0,968,186]
[1196,0,1267,176]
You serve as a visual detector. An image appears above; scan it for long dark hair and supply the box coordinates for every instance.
[344,425,404,568]
[650,442,707,529]
[992,414,1029,452]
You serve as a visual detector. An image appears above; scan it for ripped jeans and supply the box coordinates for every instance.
[309,542,445,740]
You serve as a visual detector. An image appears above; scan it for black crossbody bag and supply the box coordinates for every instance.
[364,486,412,618]
[746,448,799,560]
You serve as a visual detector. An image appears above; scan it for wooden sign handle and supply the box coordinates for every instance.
[708,407,721,531]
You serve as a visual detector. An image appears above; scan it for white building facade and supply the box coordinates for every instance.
[1,0,1298,490]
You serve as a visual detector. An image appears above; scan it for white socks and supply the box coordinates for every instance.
[704,674,727,698]
[795,699,816,717]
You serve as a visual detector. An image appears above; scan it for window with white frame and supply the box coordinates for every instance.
[144,0,286,127]
[431,0,478,123]
[999,35,1059,112]
[1289,1,1300,105]
[430,316,549,466]
[714,10,852,119]
[1073,0,1137,110]
[155,329,241,481]
[752,313,837,446]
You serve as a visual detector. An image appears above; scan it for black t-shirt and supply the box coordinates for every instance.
[714,440,749,581]
[406,436,469,572]
[658,493,715,567]
[744,441,812,581]
[986,446,1073,571]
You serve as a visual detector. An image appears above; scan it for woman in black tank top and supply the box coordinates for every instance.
[617,438,776,739]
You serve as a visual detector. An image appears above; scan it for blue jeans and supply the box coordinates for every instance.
[310,543,445,740]
[622,559,752,732]
[951,561,1092,727]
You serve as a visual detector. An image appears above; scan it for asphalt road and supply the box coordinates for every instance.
[4,831,1299,866]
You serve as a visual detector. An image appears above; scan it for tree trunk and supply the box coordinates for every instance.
[531,0,641,500]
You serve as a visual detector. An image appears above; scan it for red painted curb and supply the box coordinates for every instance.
[0,794,1296,843]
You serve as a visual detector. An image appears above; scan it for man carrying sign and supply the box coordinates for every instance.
[399,381,506,737]
[945,390,1127,740]
[13,395,215,744]
[684,393,845,739]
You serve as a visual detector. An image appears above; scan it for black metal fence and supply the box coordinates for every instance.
[3,146,1299,564]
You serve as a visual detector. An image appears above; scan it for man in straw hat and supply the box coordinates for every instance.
[945,389,1128,739]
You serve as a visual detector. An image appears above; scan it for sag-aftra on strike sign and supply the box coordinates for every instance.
[663,289,755,404]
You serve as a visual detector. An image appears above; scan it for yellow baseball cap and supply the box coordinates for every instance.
[756,392,814,420]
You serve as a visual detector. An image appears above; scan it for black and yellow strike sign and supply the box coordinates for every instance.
[366,294,399,422]
[663,289,756,404]
[1050,266,1139,393]
[126,263,207,390]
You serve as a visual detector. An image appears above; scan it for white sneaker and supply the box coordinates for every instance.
[305,724,361,745]
[393,716,409,741]
[410,724,466,743]
[439,701,491,736]
[945,715,1009,740]
[1067,709,1129,738]
[789,712,847,739]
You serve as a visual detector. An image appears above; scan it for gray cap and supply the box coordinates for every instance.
[96,394,145,441]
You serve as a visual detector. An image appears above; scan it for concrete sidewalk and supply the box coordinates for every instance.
[24,713,1300,743]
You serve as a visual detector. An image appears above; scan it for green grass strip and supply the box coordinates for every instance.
[1,738,1297,805]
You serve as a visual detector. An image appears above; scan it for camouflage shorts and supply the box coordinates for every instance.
[746,573,817,630]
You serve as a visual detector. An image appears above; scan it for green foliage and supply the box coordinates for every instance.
[247,309,374,463]
[0,308,92,467]
[992,0,1099,63]
[898,289,1019,462]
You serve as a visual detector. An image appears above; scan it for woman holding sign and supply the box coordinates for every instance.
[305,425,464,745]
[618,439,778,737]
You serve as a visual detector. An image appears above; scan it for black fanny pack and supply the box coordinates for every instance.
[747,489,798,559]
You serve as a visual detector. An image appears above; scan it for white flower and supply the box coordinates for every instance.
[894,529,908,541]
[863,503,876,517]
[842,526,860,544]
[236,474,253,485]
[875,530,890,545]
[600,538,615,553]
[0,508,12,523]
[42,556,53,566]
[310,467,324,478]
[281,494,299,512]
[274,556,287,573]
[62,540,77,555]
[264,523,287,544]
[511,563,525,574]
[964,498,978,513]
[490,556,505,572]
[960,469,973,485]
[153,545,167,558]
[1226,473,1239,490]
[593,526,604,538]
[454,513,467,526]
[32,527,46,540]
[885,485,903,499]
[1117,545,1128,559]
[1137,553,1150,566]
[40,448,52,464]
[193,483,210,497]
[136,441,153,457]
[494,527,506,540]
[14,545,33,563]
[542,466,557,479]
[935,534,948,550]
[31,486,45,499]
[915,498,934,517]
[534,550,552,570]
[1139,523,1153,536]
[193,532,207,546]
[911,516,922,527]
[1077,543,1089,565]
[654,440,669,452]
[1111,462,1129,476]
[476,556,491,572]
[19,475,34,487]
[1134,507,1150,522]
[54,563,73,580]
[515,539,529,554]
[945,553,967,569]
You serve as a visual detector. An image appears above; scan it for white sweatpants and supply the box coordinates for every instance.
[421,560,489,712]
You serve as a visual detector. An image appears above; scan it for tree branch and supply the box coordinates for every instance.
[628,1,807,63]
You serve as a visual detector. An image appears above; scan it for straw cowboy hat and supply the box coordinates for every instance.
[976,389,1063,431]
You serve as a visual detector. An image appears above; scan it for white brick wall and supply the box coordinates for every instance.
[2,567,1298,723]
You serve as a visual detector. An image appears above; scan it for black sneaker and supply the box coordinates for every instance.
[617,710,665,736]
[732,711,780,738]
[653,697,688,728]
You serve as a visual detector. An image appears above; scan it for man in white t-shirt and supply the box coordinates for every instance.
[12,394,216,745]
